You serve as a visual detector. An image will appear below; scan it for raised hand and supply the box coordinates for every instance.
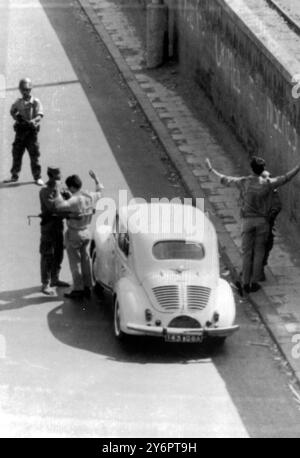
[89,170,97,180]
[205,158,212,171]
[89,170,104,189]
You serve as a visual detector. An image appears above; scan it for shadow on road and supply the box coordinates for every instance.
[0,181,35,189]
[0,286,59,311]
[47,291,225,364]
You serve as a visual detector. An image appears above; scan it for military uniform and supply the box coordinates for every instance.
[10,96,43,181]
[39,183,65,288]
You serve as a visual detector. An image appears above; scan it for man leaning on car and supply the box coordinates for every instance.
[53,170,104,299]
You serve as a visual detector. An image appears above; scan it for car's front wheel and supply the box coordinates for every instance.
[114,298,126,341]
[90,241,97,282]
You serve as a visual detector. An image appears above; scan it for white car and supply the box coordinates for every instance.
[92,202,239,344]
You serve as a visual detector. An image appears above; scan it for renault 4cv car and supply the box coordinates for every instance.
[91,202,239,344]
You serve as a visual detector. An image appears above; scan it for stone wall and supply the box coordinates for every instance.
[166,0,300,225]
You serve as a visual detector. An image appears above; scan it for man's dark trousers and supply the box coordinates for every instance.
[11,126,42,180]
[40,221,64,286]
[241,216,269,285]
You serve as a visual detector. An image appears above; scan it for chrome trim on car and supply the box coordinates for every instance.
[187,285,211,311]
[126,323,240,337]
[152,285,180,311]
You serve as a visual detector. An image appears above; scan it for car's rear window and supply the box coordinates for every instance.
[153,241,205,260]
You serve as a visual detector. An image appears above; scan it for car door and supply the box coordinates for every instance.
[115,230,131,285]
[93,217,117,290]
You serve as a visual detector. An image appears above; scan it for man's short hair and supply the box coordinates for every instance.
[65,175,82,190]
[250,156,265,176]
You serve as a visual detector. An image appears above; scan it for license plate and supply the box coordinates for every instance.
[165,334,203,343]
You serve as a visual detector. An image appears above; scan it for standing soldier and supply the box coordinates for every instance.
[39,167,70,295]
[4,78,44,186]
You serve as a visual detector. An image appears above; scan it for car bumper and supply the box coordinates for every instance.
[126,323,239,338]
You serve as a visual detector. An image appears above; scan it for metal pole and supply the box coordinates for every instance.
[146,0,168,69]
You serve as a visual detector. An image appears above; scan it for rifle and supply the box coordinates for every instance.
[27,214,42,226]
[15,114,39,133]
[27,209,96,226]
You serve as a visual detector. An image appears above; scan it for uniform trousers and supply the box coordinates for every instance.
[40,222,64,286]
[241,217,270,285]
[65,228,92,291]
[11,127,41,180]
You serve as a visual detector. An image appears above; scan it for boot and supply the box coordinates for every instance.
[41,284,55,296]
[3,176,18,183]
[50,279,70,287]
[64,290,84,299]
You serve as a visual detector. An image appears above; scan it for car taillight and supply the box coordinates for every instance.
[145,309,152,322]
[213,312,220,323]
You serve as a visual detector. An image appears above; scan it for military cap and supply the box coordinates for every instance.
[47,166,61,178]
[19,78,33,90]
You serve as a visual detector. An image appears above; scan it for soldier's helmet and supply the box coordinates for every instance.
[19,78,33,91]
[47,167,61,181]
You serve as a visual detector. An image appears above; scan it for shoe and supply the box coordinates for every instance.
[3,176,18,183]
[84,287,91,298]
[235,281,244,297]
[258,271,266,282]
[41,284,55,296]
[50,280,70,287]
[35,178,44,186]
[243,284,251,294]
[250,283,261,293]
[64,290,84,299]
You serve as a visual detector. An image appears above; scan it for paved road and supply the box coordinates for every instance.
[0,0,300,438]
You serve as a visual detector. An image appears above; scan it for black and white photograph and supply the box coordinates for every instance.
[1,0,300,439]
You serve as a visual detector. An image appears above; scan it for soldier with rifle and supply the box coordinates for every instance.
[4,78,44,186]
[39,167,70,295]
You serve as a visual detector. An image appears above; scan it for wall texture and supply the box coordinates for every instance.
[166,0,300,226]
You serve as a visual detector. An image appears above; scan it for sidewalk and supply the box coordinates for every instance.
[79,0,300,383]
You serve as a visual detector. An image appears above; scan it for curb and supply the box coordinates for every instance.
[266,0,300,36]
[77,0,300,386]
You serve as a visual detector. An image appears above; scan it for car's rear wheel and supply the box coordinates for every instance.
[114,298,126,341]
[94,282,105,298]
[90,242,97,283]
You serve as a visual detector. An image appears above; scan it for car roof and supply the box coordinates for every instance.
[118,202,215,246]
